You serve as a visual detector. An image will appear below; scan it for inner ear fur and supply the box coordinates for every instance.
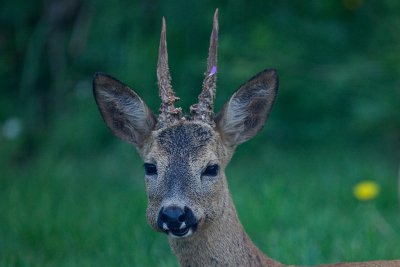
[93,72,156,148]
[215,68,278,147]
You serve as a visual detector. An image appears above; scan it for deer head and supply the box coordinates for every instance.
[93,9,278,239]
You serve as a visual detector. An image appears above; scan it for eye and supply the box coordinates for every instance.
[144,163,157,176]
[202,164,219,177]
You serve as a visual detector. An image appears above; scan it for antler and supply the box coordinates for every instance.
[190,9,219,125]
[157,17,182,128]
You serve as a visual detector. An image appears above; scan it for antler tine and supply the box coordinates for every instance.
[190,9,219,125]
[206,8,219,76]
[157,17,182,128]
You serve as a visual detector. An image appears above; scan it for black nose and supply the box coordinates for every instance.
[158,206,186,229]
[157,206,197,234]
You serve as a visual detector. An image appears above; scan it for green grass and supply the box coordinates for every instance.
[1,130,399,266]
[230,143,400,265]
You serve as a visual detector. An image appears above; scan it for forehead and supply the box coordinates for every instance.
[155,123,214,155]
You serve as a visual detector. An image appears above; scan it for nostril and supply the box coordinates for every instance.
[184,206,196,225]
[160,212,169,223]
[178,213,186,223]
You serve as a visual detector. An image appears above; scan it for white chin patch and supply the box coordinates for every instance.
[169,228,193,239]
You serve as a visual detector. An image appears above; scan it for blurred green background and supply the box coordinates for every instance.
[1,0,399,266]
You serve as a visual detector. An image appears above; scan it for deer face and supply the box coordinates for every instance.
[142,122,228,237]
[93,10,278,239]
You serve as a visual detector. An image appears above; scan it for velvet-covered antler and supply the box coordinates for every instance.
[190,9,219,125]
[157,17,182,128]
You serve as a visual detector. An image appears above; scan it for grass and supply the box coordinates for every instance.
[1,124,399,266]
[230,143,400,265]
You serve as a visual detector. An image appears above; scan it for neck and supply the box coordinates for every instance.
[168,194,285,267]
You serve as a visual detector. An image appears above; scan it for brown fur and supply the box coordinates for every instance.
[168,189,285,267]
[92,10,399,267]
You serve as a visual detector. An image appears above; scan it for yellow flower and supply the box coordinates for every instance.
[353,181,380,201]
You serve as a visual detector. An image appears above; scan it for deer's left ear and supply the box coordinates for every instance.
[93,73,157,148]
[215,69,278,147]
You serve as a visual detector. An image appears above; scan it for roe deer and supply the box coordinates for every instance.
[93,9,400,267]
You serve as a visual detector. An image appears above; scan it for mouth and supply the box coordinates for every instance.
[169,227,191,238]
[164,223,198,238]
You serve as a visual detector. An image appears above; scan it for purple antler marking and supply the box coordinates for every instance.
[209,66,217,77]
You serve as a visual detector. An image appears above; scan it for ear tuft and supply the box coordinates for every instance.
[93,73,156,148]
[215,69,278,147]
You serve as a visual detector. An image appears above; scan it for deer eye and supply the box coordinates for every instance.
[202,164,219,177]
[144,163,157,176]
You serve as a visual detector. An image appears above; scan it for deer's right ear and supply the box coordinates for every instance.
[93,73,156,148]
[215,69,278,147]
